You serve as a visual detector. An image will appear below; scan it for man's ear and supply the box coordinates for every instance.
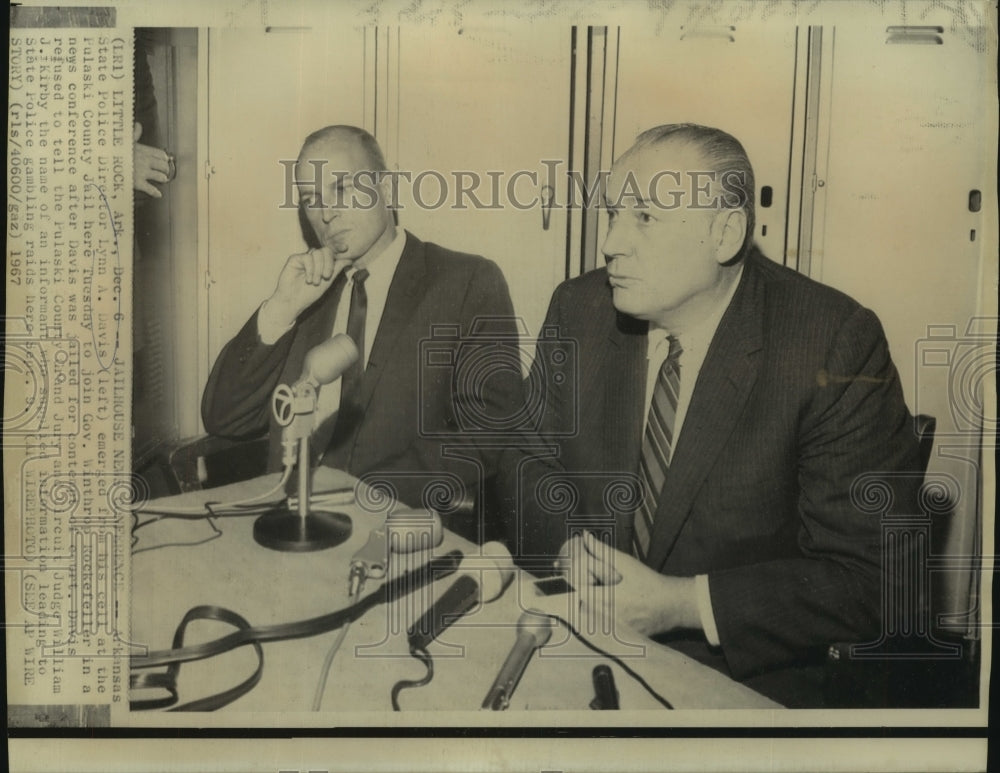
[376,172,396,209]
[376,172,401,226]
[376,172,401,225]
[711,209,747,264]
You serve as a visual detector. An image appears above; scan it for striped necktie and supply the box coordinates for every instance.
[633,335,683,562]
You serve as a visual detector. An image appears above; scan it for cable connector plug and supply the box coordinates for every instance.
[350,526,388,590]
[347,562,367,598]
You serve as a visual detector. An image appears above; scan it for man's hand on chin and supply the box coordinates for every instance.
[265,246,353,328]
[559,531,702,637]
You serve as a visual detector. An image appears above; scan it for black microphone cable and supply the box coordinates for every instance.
[387,609,676,712]
[389,572,484,711]
[135,465,295,518]
[389,646,434,711]
[550,612,675,710]
[130,468,301,553]
[130,549,463,711]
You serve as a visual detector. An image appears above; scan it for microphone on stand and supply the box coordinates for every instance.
[253,334,359,552]
[481,610,555,710]
[297,333,360,391]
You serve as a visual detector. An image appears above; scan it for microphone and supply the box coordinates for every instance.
[272,334,359,453]
[481,610,555,710]
[589,664,620,710]
[253,334,359,553]
[407,542,514,651]
[295,333,358,391]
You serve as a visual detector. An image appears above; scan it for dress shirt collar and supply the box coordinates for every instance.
[346,226,406,283]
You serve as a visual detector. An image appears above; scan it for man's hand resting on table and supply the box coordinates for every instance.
[259,246,353,334]
[560,531,702,637]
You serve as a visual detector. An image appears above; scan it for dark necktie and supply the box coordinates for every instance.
[633,335,683,562]
[339,267,369,414]
[311,268,369,465]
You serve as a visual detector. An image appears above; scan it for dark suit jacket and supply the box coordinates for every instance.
[202,231,524,524]
[504,247,921,702]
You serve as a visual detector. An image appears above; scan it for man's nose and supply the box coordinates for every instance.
[321,204,339,224]
[601,222,630,264]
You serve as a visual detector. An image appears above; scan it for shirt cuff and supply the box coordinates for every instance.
[694,574,721,647]
[257,299,295,345]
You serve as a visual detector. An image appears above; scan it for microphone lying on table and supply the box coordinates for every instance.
[311,509,447,711]
[391,541,515,710]
[481,610,556,710]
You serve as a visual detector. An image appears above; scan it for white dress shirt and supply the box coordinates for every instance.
[257,228,407,429]
[643,266,743,647]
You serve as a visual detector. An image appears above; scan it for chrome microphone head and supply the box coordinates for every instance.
[516,609,556,646]
[479,608,556,711]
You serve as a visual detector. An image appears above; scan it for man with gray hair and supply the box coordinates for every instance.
[203,125,524,537]
[506,123,922,705]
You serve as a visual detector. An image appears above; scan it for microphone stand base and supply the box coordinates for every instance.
[253,506,353,552]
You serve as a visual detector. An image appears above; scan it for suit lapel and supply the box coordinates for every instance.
[596,302,647,552]
[645,261,766,571]
[356,231,429,415]
[605,312,648,479]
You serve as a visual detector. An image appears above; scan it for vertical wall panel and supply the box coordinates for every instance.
[205,27,366,375]
[390,25,574,351]
[612,24,799,265]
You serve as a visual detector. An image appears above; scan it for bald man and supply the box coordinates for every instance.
[503,124,922,706]
[203,126,523,537]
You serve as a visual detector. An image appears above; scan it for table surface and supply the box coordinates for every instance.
[130,469,780,714]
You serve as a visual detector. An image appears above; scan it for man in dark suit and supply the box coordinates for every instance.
[202,126,523,535]
[505,124,922,705]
